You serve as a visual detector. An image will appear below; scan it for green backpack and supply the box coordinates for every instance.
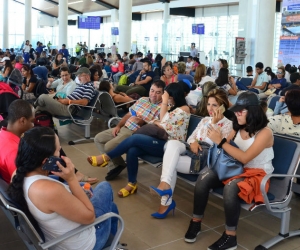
[118,74,129,85]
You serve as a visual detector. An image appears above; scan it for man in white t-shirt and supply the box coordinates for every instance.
[23,40,30,64]
[186,56,194,71]
[110,43,118,56]
[248,62,269,94]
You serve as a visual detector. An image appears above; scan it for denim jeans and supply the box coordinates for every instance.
[107,134,166,183]
[91,181,119,250]
[193,168,244,231]
[236,81,259,94]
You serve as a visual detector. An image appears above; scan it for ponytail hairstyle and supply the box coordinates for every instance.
[195,81,217,116]
[7,127,56,229]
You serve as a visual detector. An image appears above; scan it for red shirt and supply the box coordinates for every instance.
[0,128,19,183]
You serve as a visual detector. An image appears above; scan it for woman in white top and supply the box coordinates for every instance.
[194,64,214,86]
[47,67,76,97]
[8,127,119,250]
[184,92,274,250]
[150,89,232,219]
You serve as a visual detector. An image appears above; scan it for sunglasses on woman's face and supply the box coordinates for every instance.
[234,109,248,116]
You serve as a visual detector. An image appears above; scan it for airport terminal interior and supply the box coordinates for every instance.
[2,0,300,250]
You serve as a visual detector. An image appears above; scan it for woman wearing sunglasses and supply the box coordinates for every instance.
[259,67,287,99]
[184,92,274,250]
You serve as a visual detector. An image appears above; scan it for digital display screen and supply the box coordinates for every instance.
[78,16,101,30]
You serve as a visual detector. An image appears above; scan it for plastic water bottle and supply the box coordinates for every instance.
[82,183,93,199]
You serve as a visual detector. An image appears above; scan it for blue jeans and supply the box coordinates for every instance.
[107,134,166,183]
[91,181,119,250]
[23,52,30,64]
[113,72,124,84]
[236,81,259,94]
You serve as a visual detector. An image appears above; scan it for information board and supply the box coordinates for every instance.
[279,0,300,65]
[78,16,101,30]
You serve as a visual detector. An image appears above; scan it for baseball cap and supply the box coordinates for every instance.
[75,67,91,75]
[181,79,197,90]
[229,92,259,112]
[0,56,10,62]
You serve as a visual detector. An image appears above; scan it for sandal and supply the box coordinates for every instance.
[87,154,109,167]
[118,183,138,198]
[79,175,99,185]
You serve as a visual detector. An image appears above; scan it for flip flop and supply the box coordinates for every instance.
[80,175,99,185]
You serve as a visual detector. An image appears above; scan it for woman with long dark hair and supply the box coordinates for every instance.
[88,83,191,198]
[184,92,274,249]
[215,68,237,96]
[8,127,119,250]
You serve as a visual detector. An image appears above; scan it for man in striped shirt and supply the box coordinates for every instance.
[35,67,95,117]
[94,80,166,180]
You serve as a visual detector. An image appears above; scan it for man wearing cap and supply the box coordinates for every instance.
[35,67,95,117]
[59,44,70,63]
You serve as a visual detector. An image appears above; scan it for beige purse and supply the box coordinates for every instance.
[264,88,277,96]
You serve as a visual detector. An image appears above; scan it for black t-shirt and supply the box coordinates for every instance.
[281,84,300,96]
[23,75,38,93]
[140,71,155,92]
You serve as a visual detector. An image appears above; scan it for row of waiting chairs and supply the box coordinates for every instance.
[54,90,134,145]
[139,114,300,249]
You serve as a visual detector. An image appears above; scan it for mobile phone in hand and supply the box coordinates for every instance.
[218,104,225,114]
[130,109,137,116]
[42,156,66,172]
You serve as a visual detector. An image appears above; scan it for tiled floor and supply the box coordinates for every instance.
[1,117,300,250]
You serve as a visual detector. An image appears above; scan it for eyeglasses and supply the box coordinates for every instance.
[276,72,283,74]
[234,110,248,116]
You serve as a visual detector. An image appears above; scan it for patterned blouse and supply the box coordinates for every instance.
[154,108,190,141]
[268,114,300,136]
[187,116,232,145]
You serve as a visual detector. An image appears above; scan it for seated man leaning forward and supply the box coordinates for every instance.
[35,67,95,117]
[92,80,166,181]
[115,60,155,97]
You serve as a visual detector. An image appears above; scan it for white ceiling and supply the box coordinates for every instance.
[14,0,176,17]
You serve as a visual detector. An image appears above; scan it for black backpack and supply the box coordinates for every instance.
[34,79,48,98]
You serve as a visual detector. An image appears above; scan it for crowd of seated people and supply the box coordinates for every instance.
[2,41,300,250]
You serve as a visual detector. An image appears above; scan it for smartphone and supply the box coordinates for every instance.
[130,109,137,116]
[42,156,66,172]
[218,104,225,114]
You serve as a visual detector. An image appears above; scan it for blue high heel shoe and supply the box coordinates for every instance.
[149,186,173,204]
[151,200,176,219]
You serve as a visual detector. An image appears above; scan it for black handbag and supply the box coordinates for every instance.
[182,141,210,174]
[133,124,169,141]
[207,140,244,181]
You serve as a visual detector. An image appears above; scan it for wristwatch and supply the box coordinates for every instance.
[217,138,227,148]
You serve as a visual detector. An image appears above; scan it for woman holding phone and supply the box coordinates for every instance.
[8,127,119,250]
[149,89,232,219]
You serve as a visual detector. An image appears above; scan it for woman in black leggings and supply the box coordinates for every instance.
[184,92,274,250]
